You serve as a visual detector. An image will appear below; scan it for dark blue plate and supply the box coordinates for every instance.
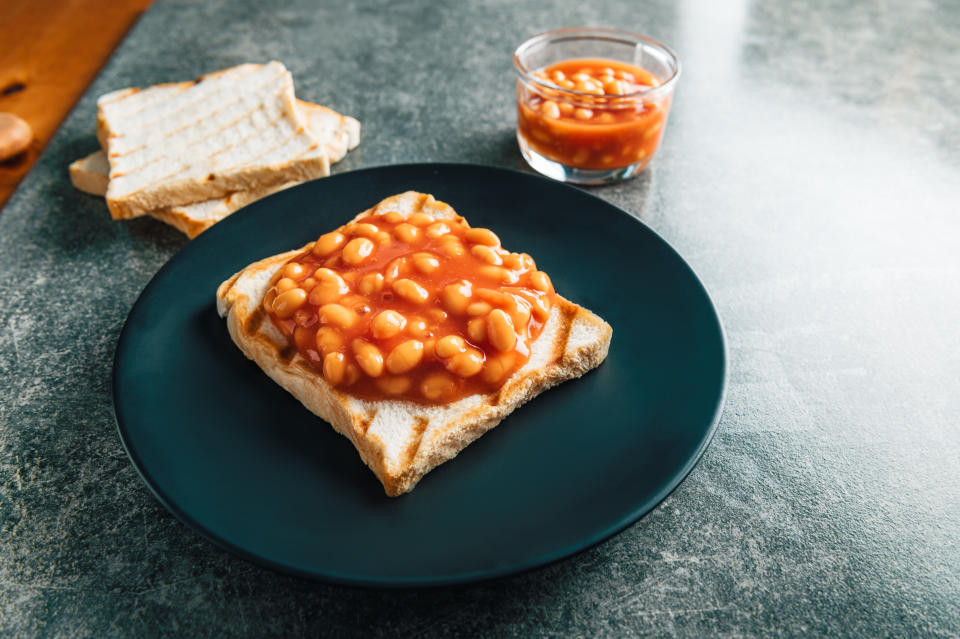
[113,163,726,587]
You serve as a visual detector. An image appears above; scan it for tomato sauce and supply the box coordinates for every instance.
[262,209,557,404]
[517,58,671,171]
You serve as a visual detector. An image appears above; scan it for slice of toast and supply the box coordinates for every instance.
[69,148,111,197]
[71,150,293,237]
[99,62,332,220]
[71,100,360,238]
[216,192,612,496]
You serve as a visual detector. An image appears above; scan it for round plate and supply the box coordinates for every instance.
[113,163,726,587]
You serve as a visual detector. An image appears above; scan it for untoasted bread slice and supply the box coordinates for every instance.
[99,62,331,219]
[71,100,360,237]
[216,192,612,496]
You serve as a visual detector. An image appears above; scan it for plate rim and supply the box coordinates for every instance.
[112,162,728,588]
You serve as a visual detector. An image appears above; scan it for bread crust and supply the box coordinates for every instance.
[217,192,612,495]
[99,62,332,219]
[69,153,110,196]
[74,99,360,238]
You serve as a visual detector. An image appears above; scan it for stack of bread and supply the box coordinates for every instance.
[69,61,360,238]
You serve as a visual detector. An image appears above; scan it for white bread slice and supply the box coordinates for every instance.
[99,62,332,220]
[71,150,294,236]
[69,149,110,196]
[76,99,360,197]
[216,192,612,496]
[72,100,360,238]
[149,186,296,239]
[302,103,360,166]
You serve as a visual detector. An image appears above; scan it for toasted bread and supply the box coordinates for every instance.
[216,192,612,496]
[99,62,333,219]
[71,100,360,238]
[68,148,111,197]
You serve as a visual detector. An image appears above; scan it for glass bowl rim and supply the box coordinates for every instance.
[513,27,682,100]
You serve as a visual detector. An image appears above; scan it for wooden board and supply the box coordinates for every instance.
[0,0,152,210]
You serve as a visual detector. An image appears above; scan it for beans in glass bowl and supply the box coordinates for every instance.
[514,28,681,184]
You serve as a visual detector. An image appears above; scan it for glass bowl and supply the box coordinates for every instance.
[514,27,681,184]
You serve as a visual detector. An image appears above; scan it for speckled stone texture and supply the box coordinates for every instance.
[2,0,959,636]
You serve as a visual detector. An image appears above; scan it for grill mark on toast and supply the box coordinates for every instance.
[135,66,278,138]
[243,306,265,334]
[107,66,283,180]
[554,303,579,365]
[178,98,275,158]
[108,155,184,198]
[115,102,291,198]
[131,82,202,131]
[414,192,430,212]
[114,84,189,119]
[358,410,377,436]
[127,65,264,130]
[278,344,298,363]
[106,153,166,181]
[228,98,307,167]
[293,359,319,376]
[206,109,285,160]
[234,126,313,169]
[98,86,141,106]
[491,302,577,407]
[208,114,294,161]
[108,85,192,130]
[231,132,299,168]
[400,417,430,468]
[181,106,280,167]
[110,91,263,161]
[286,139,323,161]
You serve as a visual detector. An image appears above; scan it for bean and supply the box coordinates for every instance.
[392,278,430,304]
[394,223,420,243]
[435,335,467,358]
[313,232,346,257]
[315,327,343,356]
[273,288,308,319]
[464,228,500,247]
[442,280,473,314]
[318,303,357,328]
[482,351,516,384]
[413,252,441,274]
[446,348,484,377]
[530,270,552,292]
[487,309,517,351]
[342,237,375,265]
[420,373,456,401]
[323,352,347,385]
[358,272,385,295]
[282,262,306,279]
[407,213,435,227]
[371,310,406,339]
[352,339,384,377]
[471,245,503,265]
[376,375,412,395]
[386,340,424,374]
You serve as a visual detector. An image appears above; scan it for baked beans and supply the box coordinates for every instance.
[517,58,670,171]
[264,205,557,403]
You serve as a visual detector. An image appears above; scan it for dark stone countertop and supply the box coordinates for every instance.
[1,0,958,636]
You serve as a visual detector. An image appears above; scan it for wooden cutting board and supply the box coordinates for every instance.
[0,0,152,210]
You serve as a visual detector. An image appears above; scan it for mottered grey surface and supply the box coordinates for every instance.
[1,0,959,636]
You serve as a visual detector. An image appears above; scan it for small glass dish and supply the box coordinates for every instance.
[514,27,681,185]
